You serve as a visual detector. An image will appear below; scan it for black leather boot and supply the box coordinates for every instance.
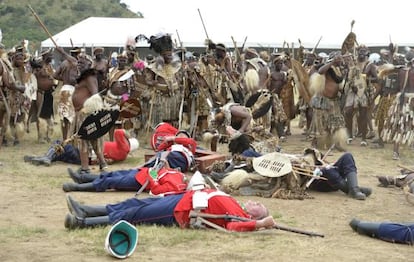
[66,195,107,218]
[359,187,372,197]
[346,172,366,200]
[349,218,380,238]
[31,145,58,166]
[24,155,36,162]
[64,213,110,230]
[67,167,98,184]
[62,182,96,192]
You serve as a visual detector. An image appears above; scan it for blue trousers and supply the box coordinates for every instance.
[107,194,185,225]
[92,169,141,192]
[54,143,81,165]
[311,153,357,192]
[379,223,414,244]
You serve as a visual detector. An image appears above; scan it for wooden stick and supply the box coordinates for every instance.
[292,166,314,172]
[292,170,327,180]
[292,163,319,169]
[28,5,58,48]
[397,164,414,173]
[146,90,156,135]
[197,9,210,40]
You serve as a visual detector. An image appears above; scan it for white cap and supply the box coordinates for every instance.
[128,138,139,152]
[187,171,206,191]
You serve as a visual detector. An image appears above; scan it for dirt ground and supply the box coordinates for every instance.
[0,120,413,262]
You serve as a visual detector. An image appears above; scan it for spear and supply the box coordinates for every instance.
[197,8,210,40]
[28,5,58,48]
[311,36,323,54]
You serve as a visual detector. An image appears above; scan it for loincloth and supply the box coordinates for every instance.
[73,111,104,154]
[382,92,414,145]
[309,95,345,136]
[58,85,75,123]
[375,94,395,125]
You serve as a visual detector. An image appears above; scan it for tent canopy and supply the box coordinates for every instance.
[41,17,298,50]
[41,17,164,48]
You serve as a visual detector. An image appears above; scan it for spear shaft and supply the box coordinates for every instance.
[28,5,58,48]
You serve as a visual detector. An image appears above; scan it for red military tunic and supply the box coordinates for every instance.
[174,189,257,232]
[135,167,187,196]
[103,129,130,161]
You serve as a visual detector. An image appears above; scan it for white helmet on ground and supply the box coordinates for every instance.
[105,220,138,259]
[187,171,206,191]
[128,138,139,152]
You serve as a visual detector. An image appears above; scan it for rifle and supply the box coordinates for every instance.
[189,211,324,237]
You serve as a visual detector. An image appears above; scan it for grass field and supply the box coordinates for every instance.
[0,120,413,261]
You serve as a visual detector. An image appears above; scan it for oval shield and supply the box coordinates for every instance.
[77,109,120,140]
[253,152,292,177]
[245,89,273,119]
[120,98,141,119]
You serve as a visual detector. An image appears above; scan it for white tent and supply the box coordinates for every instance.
[41,17,166,48]
[41,17,288,50]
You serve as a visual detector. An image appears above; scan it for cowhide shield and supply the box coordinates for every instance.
[77,109,120,140]
[252,152,292,177]
[245,89,272,119]
[120,98,141,119]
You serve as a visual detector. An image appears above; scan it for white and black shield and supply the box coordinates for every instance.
[77,109,120,140]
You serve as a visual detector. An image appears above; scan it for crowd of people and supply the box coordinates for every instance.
[0,29,413,248]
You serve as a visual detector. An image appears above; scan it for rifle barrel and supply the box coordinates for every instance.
[274,224,325,238]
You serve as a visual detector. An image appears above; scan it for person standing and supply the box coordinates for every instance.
[0,44,25,148]
[382,49,414,160]
[140,33,182,128]
[342,45,376,146]
[91,47,108,93]
[71,51,107,173]
[268,55,289,139]
[308,51,348,150]
[8,46,35,146]
[29,49,57,143]
[53,47,80,140]
[371,55,402,149]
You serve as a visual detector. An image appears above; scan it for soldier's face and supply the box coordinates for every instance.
[161,50,173,64]
[13,53,24,67]
[77,57,91,72]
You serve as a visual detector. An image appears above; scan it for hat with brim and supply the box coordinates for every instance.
[105,220,138,259]
[70,47,81,54]
[93,47,104,54]
[40,48,52,57]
